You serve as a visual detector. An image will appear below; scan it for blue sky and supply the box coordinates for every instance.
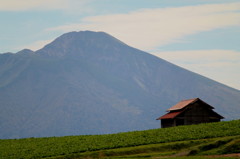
[0,0,240,90]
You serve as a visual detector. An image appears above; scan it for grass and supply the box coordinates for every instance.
[105,156,239,159]
[50,136,240,159]
[0,120,240,159]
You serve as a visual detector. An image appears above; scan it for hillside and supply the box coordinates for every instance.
[0,31,240,139]
[0,120,240,159]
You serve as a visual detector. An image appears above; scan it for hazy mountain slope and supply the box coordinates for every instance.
[0,31,239,139]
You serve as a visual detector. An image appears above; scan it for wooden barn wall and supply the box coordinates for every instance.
[180,102,216,125]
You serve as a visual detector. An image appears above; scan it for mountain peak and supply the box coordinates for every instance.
[36,31,128,57]
[17,49,34,54]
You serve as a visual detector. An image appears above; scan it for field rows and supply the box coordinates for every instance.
[0,120,240,159]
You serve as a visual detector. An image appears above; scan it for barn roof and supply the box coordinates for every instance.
[209,110,224,119]
[156,110,184,120]
[167,98,213,111]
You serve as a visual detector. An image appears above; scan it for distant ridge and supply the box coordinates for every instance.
[0,31,240,139]
[17,49,34,54]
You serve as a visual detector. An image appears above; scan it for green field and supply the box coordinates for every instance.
[0,120,240,159]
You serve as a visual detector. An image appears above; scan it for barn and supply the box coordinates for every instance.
[156,98,224,128]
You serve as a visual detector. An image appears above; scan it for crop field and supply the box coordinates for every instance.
[0,120,240,159]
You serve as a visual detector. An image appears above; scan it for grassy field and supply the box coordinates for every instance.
[53,136,240,159]
[0,120,240,159]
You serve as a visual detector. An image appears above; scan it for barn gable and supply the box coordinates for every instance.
[157,98,224,128]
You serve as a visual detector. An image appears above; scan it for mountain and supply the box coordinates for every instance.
[0,31,239,139]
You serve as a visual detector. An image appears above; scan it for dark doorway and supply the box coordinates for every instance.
[176,119,184,126]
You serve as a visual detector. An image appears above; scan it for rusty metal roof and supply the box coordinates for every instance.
[156,110,183,120]
[167,98,199,111]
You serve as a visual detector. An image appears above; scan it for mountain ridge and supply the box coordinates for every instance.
[0,31,239,139]
[35,31,129,58]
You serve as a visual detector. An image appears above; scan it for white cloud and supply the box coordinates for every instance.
[0,0,90,11]
[47,2,240,51]
[152,50,240,90]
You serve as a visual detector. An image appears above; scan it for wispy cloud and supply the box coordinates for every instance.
[47,2,240,51]
[0,0,90,11]
[153,50,240,90]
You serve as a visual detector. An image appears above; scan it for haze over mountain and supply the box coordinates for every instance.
[0,31,239,139]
